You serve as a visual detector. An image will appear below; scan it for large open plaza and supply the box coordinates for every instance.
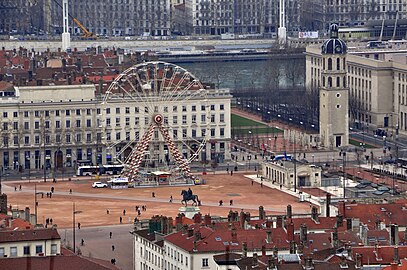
[4,173,313,229]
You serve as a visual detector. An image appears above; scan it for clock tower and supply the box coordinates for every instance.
[319,24,349,148]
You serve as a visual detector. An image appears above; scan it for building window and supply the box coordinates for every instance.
[192,105,196,112]
[51,244,58,254]
[76,120,81,128]
[66,120,71,128]
[211,115,215,123]
[24,122,29,129]
[116,108,120,114]
[76,109,81,116]
[86,119,92,127]
[220,128,225,137]
[210,105,215,111]
[172,106,177,112]
[125,107,130,114]
[0,247,4,257]
[86,109,91,115]
[182,115,187,124]
[220,104,224,110]
[56,121,61,129]
[24,111,29,117]
[13,111,18,118]
[10,247,17,257]
[55,110,60,116]
[202,258,209,267]
[220,114,224,123]
[65,110,70,116]
[182,105,187,112]
[23,246,30,255]
[35,245,43,254]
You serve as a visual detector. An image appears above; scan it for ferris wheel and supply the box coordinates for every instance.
[102,61,210,180]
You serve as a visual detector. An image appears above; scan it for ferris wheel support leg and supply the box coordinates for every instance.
[124,124,156,180]
[157,124,191,177]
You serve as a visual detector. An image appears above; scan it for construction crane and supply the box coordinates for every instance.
[52,0,96,39]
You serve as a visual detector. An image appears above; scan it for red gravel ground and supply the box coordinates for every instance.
[4,173,313,229]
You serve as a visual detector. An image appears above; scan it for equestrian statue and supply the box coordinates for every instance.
[181,188,201,206]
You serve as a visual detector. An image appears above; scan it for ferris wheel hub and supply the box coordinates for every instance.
[153,114,163,124]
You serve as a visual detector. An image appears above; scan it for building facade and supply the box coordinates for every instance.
[262,161,322,189]
[0,228,61,258]
[0,83,231,173]
[306,42,407,140]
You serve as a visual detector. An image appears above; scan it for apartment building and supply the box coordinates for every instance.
[0,83,231,171]
[306,45,407,138]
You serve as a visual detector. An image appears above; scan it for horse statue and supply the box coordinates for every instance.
[181,188,200,206]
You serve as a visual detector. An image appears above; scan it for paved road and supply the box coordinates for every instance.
[63,224,133,270]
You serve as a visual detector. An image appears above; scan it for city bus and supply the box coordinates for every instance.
[76,164,124,176]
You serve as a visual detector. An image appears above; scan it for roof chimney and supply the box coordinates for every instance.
[355,253,362,268]
[390,224,399,245]
[262,245,266,256]
[326,193,331,217]
[268,256,276,269]
[252,253,258,267]
[242,242,247,258]
[194,230,202,242]
[304,257,314,270]
[287,205,292,218]
[290,241,296,254]
[273,246,278,258]
[338,201,346,217]
[336,215,343,228]
[259,206,265,220]
[300,224,308,244]
[266,230,272,243]
[340,256,348,268]
[287,221,294,242]
[231,227,237,242]
[276,216,283,228]
[393,246,399,264]
[193,240,197,252]
[187,228,194,237]
[311,206,319,223]
[24,207,30,222]
[332,227,339,248]
[193,213,202,224]
[346,218,352,230]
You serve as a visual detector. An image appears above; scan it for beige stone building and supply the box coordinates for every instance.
[0,83,231,173]
[262,160,322,189]
[306,41,407,139]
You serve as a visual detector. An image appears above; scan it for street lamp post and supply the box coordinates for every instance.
[72,202,82,254]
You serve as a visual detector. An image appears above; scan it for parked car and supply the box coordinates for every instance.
[92,182,107,188]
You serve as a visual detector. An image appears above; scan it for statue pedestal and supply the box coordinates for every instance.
[179,206,200,219]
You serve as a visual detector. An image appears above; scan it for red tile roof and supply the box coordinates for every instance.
[0,254,119,270]
[352,246,407,265]
[289,217,343,231]
[0,228,60,243]
[341,202,407,228]
[165,226,289,253]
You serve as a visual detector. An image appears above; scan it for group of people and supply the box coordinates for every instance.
[219,199,234,206]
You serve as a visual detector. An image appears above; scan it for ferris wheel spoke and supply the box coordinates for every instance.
[124,74,155,114]
[156,124,191,177]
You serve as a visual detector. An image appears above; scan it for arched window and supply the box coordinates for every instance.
[337,58,340,70]
[328,58,332,70]
[336,77,340,87]
[328,77,332,87]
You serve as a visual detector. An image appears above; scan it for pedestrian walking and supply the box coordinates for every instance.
[251,180,254,186]
[50,218,53,224]
[49,192,52,198]
[111,258,116,265]
[219,200,223,206]
[123,209,126,216]
[69,189,72,194]
[81,239,84,246]
[46,218,49,225]
[152,192,155,198]
[106,209,110,214]
[137,209,141,216]
[51,187,54,193]
[231,170,233,176]
[230,200,233,206]
[109,232,112,239]
[169,195,173,203]
[46,192,49,198]
[78,222,81,229]
[19,185,22,191]
[261,182,263,188]
[14,186,17,191]
[112,245,115,251]
[119,216,122,224]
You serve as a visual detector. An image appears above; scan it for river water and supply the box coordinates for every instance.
[178,58,305,91]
